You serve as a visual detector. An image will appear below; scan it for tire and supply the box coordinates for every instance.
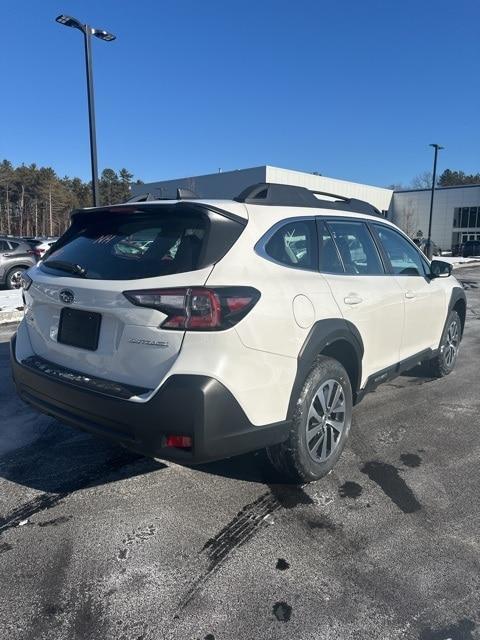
[429,310,461,378]
[6,266,26,290]
[266,356,353,483]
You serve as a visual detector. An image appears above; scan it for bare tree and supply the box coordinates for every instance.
[411,171,432,189]
[34,199,38,237]
[386,183,404,191]
[402,202,418,238]
[391,199,419,239]
[5,183,11,235]
[19,184,25,237]
[49,184,53,236]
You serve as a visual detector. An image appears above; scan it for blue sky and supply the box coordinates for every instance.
[1,0,478,187]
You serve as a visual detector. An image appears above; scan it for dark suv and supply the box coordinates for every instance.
[0,238,36,289]
[462,240,480,257]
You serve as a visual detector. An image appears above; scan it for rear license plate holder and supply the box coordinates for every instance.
[58,308,102,351]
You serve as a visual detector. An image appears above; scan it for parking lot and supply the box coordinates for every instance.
[0,267,479,640]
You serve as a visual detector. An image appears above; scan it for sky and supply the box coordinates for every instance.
[1,0,479,188]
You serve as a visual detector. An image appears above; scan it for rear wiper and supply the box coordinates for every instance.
[44,260,87,277]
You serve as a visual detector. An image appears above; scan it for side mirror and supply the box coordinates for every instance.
[430,259,452,278]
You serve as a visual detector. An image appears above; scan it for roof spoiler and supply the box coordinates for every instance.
[124,192,155,203]
[123,188,199,202]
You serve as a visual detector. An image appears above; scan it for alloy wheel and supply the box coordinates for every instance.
[443,319,459,368]
[9,270,24,289]
[306,379,346,463]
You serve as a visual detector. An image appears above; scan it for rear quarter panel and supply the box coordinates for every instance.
[206,207,340,359]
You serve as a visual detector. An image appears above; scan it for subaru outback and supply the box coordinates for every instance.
[10,183,466,482]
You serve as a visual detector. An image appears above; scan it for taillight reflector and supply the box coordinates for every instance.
[165,435,192,449]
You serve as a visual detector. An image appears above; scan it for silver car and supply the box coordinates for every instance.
[0,237,36,289]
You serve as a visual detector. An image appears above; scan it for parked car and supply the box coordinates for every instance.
[452,243,464,257]
[11,183,466,482]
[25,238,58,260]
[0,237,36,289]
[461,240,480,257]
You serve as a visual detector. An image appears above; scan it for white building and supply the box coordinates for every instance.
[131,165,480,251]
[131,165,393,214]
[391,185,480,250]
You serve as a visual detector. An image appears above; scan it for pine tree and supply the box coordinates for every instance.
[0,159,140,235]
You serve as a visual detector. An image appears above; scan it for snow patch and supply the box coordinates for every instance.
[438,256,480,266]
[0,289,23,312]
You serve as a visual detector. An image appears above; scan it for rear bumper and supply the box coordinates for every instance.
[10,335,289,464]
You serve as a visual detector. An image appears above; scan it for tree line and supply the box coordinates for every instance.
[2,158,478,239]
[389,168,480,191]
[0,159,143,238]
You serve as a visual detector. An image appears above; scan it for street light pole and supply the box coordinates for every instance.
[83,26,100,206]
[55,15,116,207]
[427,143,444,259]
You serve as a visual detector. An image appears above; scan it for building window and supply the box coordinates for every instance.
[453,208,460,228]
[454,206,480,228]
[469,207,478,228]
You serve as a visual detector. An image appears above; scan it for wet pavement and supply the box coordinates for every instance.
[1,268,479,640]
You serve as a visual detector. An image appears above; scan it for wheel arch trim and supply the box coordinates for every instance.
[287,319,363,419]
[448,286,467,336]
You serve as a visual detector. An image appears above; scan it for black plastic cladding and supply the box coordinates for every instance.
[448,286,467,334]
[287,319,364,418]
[11,336,289,463]
[235,182,382,217]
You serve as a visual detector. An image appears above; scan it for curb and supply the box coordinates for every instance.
[0,309,24,325]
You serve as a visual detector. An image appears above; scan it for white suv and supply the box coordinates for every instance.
[11,183,466,482]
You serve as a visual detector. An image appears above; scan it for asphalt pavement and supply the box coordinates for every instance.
[1,269,480,640]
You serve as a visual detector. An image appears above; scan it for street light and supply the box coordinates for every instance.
[426,143,444,259]
[55,15,116,206]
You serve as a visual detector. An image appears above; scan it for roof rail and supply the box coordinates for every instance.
[234,183,382,216]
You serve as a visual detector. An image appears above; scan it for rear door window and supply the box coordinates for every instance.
[42,206,241,280]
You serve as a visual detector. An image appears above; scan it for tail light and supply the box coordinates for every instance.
[21,273,32,290]
[33,248,43,258]
[123,286,260,331]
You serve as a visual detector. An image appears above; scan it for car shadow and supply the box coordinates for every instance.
[193,450,287,484]
[400,362,435,379]
[1,339,314,493]
[0,341,166,494]
[0,420,167,495]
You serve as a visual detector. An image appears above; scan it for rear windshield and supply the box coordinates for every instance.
[43,210,209,280]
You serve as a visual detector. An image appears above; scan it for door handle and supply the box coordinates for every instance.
[405,290,416,299]
[344,295,363,305]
